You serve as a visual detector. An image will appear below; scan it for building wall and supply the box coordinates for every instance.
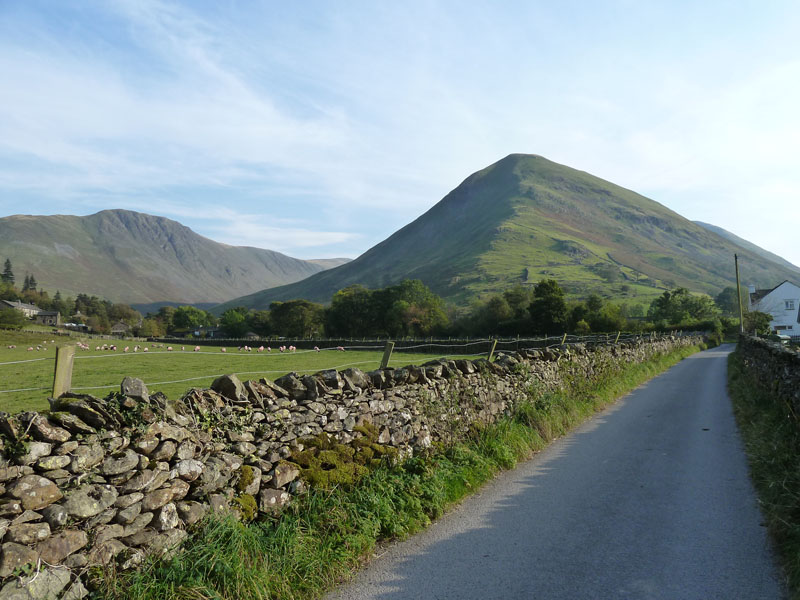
[752,282,800,334]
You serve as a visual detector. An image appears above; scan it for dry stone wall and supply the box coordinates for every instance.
[737,335,800,418]
[0,334,702,599]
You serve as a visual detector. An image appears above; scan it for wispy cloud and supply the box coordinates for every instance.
[1,1,800,267]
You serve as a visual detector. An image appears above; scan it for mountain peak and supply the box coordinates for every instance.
[0,209,338,304]
[217,156,800,312]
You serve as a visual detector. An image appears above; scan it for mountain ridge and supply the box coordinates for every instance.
[215,154,800,312]
[0,209,348,305]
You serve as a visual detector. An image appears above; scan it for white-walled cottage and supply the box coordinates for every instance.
[0,299,41,318]
[749,280,800,335]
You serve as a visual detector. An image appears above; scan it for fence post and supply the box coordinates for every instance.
[52,345,76,398]
[615,331,621,343]
[380,341,395,369]
[560,333,567,345]
[488,339,498,362]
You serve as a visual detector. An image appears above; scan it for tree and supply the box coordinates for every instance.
[743,310,772,335]
[270,300,325,338]
[326,285,377,337]
[715,287,743,317]
[375,279,448,337]
[1,259,13,285]
[503,285,533,319]
[172,305,212,331]
[0,307,26,330]
[249,311,272,337]
[19,273,39,292]
[220,307,250,338]
[137,317,166,337]
[647,287,720,325]
[529,279,568,335]
[485,295,513,325]
[108,303,142,326]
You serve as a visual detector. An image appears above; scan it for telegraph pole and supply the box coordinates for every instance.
[735,253,744,334]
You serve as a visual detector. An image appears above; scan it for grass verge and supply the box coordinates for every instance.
[101,343,704,600]
[728,348,799,597]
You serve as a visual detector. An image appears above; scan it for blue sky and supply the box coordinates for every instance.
[1,1,799,273]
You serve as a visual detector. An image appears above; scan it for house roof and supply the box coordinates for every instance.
[750,280,800,305]
[1,299,40,312]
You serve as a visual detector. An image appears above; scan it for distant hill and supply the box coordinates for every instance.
[0,209,347,305]
[694,221,800,275]
[217,154,800,312]
[305,258,353,269]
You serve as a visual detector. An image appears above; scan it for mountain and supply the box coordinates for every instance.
[0,209,348,305]
[694,221,800,275]
[216,154,800,312]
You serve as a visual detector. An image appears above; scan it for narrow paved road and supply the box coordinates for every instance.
[327,345,786,600]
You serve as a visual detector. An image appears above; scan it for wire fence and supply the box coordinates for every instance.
[0,331,704,398]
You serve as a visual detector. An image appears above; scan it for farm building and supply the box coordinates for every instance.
[0,299,41,318]
[749,280,800,336]
[110,320,132,335]
[34,310,62,326]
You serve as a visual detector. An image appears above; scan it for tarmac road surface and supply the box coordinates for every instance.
[326,344,786,600]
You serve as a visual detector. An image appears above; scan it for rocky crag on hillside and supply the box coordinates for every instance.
[0,335,701,599]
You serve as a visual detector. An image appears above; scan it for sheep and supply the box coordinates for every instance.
[124,346,129,352]
[337,346,345,352]
[194,346,201,352]
[221,347,227,353]
[314,346,320,352]
[167,347,173,351]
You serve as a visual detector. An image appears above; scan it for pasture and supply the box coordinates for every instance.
[0,330,484,414]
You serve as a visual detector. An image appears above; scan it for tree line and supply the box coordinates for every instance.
[1,254,771,338]
[213,279,770,340]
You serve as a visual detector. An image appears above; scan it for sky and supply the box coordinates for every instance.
[1,0,799,270]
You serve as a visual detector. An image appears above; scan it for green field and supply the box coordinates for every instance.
[0,330,483,414]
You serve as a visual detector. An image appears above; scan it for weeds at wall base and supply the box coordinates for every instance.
[728,349,800,598]
[101,344,703,600]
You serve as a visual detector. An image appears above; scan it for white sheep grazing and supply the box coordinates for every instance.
[221,347,227,353]
[27,347,33,351]
[167,347,173,351]
[194,346,201,352]
[143,347,149,352]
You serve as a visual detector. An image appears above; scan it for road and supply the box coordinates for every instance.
[326,344,786,600]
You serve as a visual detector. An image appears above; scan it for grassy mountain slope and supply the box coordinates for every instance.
[218,154,800,311]
[694,221,800,275]
[0,209,342,304]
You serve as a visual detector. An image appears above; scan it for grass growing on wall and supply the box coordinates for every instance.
[100,343,704,600]
[728,349,799,597]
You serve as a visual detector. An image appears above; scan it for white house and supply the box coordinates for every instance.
[0,299,41,318]
[749,280,800,335]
